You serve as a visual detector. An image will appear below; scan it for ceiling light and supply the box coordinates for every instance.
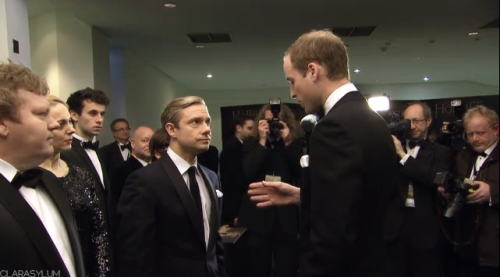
[368,96,390,112]
[206,74,213,78]
[164,3,176,8]
[354,68,361,73]
[468,32,479,36]
[424,76,430,82]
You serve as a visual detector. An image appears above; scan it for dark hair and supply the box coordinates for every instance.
[66,87,110,115]
[110,118,130,131]
[232,114,253,131]
[253,103,298,140]
[149,128,169,162]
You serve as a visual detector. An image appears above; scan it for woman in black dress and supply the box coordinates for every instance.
[40,95,111,277]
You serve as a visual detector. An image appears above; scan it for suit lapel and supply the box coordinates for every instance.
[0,175,69,275]
[159,155,205,247]
[198,166,219,253]
[416,141,433,161]
[72,140,107,191]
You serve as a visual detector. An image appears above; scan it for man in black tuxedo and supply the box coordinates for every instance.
[111,126,153,210]
[249,30,397,277]
[99,118,131,181]
[198,145,219,173]
[61,88,111,230]
[115,96,227,277]
[0,62,85,276]
[385,102,452,277]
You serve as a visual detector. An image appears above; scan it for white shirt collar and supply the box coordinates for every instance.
[484,140,498,157]
[72,133,97,143]
[0,158,19,182]
[134,156,149,167]
[166,147,198,175]
[323,83,358,115]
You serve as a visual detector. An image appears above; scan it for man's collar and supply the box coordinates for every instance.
[323,83,358,115]
[484,140,499,156]
[72,133,96,143]
[166,147,198,175]
[0,158,19,182]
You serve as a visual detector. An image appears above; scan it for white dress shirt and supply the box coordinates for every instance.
[400,141,422,208]
[167,148,211,248]
[117,142,131,161]
[72,134,105,188]
[0,158,76,277]
[470,140,498,180]
[323,83,358,114]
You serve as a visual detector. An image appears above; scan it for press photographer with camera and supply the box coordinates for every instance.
[385,102,452,277]
[444,105,499,277]
[238,100,303,277]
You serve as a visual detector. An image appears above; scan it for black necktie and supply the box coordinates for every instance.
[187,166,203,221]
[408,140,423,150]
[120,142,132,151]
[11,169,43,190]
[82,140,99,151]
[316,108,325,121]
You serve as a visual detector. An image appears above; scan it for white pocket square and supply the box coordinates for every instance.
[300,155,309,168]
[216,189,223,198]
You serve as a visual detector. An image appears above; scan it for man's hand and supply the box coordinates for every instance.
[438,187,451,200]
[258,120,269,146]
[392,135,406,159]
[279,121,292,145]
[248,181,300,208]
[467,181,491,204]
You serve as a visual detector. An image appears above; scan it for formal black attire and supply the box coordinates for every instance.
[59,163,112,277]
[115,152,227,277]
[98,141,130,183]
[110,156,145,213]
[0,166,85,277]
[384,139,452,277]
[239,136,302,277]
[198,145,220,173]
[300,88,397,277]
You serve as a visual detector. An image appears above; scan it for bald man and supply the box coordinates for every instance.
[111,127,154,222]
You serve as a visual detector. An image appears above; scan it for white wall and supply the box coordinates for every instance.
[0,0,31,66]
[193,81,499,150]
[124,50,191,132]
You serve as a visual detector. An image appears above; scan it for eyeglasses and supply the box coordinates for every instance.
[115,127,131,132]
[407,119,427,125]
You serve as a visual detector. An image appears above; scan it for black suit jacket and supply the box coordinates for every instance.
[300,91,397,277]
[0,168,85,277]
[111,156,144,210]
[198,145,220,173]
[115,153,227,277]
[99,141,127,182]
[219,137,246,224]
[384,140,452,249]
[60,139,110,228]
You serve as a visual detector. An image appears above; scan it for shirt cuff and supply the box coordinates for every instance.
[400,154,411,165]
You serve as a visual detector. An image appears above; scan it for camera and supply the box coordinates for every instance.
[268,98,284,137]
[383,111,411,142]
[443,100,465,135]
[434,171,477,218]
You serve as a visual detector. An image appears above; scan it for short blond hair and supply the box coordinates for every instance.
[47,95,68,108]
[0,61,50,121]
[160,96,205,142]
[285,29,350,81]
[463,105,499,129]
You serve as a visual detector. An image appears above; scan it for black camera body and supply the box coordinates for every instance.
[383,111,411,142]
[434,171,476,218]
[444,101,465,135]
[268,98,284,137]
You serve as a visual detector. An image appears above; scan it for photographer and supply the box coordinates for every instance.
[386,102,452,277]
[238,102,302,277]
[450,105,499,277]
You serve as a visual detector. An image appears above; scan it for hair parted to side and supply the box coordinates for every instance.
[160,96,206,143]
[463,105,499,129]
[66,87,110,115]
[253,103,298,140]
[0,61,50,121]
[110,118,130,131]
[406,101,433,119]
[149,128,169,162]
[46,95,68,108]
[285,29,350,81]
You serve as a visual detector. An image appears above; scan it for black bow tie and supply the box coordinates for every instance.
[408,140,423,150]
[11,169,43,190]
[478,152,488,158]
[120,143,132,151]
[81,140,99,151]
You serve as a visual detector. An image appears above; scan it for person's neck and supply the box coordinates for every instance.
[235,133,244,142]
[170,143,196,165]
[40,152,63,172]
[116,138,129,145]
[320,78,351,107]
[132,152,151,164]
[75,130,94,142]
[483,139,499,153]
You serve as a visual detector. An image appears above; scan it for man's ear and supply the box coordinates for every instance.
[426,118,433,128]
[0,118,9,138]
[165,123,177,139]
[69,110,78,124]
[130,140,136,151]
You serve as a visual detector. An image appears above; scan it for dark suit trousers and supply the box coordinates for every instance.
[246,221,299,277]
[386,208,444,277]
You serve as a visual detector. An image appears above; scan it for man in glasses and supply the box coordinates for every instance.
[100,118,132,180]
[385,102,452,277]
